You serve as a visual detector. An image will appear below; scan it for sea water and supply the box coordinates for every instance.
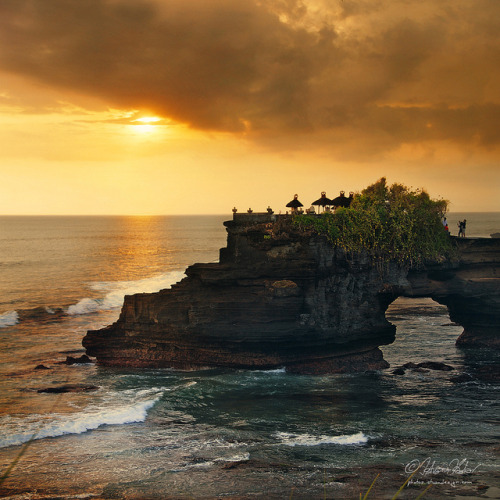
[0,214,499,498]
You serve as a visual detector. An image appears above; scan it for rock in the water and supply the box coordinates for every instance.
[402,362,419,369]
[63,354,93,365]
[82,214,500,373]
[416,361,454,371]
[392,367,406,375]
[37,384,98,393]
[411,367,430,373]
[402,361,454,371]
[34,364,50,370]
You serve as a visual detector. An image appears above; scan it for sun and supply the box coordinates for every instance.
[133,116,162,124]
[129,116,162,134]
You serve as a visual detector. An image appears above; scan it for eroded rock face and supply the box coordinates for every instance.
[406,238,500,349]
[83,215,500,373]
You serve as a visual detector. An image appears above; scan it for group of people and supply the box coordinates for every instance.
[442,217,467,237]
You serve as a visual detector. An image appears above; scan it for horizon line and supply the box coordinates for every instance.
[1,211,500,217]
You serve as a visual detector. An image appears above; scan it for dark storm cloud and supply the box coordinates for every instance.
[0,0,499,156]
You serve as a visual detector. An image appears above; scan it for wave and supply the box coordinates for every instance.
[257,367,287,374]
[0,391,163,448]
[0,310,19,328]
[0,271,186,326]
[185,452,250,470]
[67,270,186,315]
[275,431,368,447]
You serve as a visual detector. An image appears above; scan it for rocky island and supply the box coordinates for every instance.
[83,181,500,373]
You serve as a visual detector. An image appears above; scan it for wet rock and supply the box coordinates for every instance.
[403,361,454,371]
[17,306,65,322]
[417,361,454,371]
[34,364,50,370]
[63,354,93,365]
[82,215,500,372]
[411,367,430,373]
[37,384,99,393]
[402,362,419,369]
[392,367,405,375]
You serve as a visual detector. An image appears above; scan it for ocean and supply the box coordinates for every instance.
[0,214,499,499]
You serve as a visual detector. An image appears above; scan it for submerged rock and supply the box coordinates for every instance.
[83,214,500,373]
[416,361,454,371]
[37,384,98,393]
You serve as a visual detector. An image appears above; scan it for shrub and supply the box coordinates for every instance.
[293,178,453,268]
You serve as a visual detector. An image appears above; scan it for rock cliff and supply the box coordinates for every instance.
[83,214,500,373]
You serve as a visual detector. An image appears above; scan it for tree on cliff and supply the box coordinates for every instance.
[294,178,452,267]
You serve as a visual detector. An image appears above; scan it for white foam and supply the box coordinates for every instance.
[0,393,162,448]
[259,367,287,374]
[0,310,19,328]
[67,270,186,315]
[216,452,250,462]
[275,431,368,447]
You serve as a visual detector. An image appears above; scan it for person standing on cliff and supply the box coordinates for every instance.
[458,220,467,237]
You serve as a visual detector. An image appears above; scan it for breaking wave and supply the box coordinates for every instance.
[0,389,164,448]
[275,431,368,447]
[0,310,18,328]
[67,270,186,315]
[0,271,186,326]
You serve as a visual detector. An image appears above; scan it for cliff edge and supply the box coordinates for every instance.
[83,214,500,373]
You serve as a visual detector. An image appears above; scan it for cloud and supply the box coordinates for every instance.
[0,0,499,159]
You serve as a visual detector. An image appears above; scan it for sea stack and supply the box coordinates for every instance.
[83,213,500,373]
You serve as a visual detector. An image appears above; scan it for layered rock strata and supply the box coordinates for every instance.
[83,214,500,373]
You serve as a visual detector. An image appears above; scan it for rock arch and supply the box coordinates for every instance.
[83,216,500,372]
[402,237,500,350]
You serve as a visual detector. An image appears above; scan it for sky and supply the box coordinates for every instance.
[0,0,499,215]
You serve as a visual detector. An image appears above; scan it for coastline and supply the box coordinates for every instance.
[2,454,499,499]
[1,215,499,500]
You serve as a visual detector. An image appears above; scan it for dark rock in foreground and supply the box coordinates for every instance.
[83,214,500,373]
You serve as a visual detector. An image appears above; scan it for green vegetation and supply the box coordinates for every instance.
[293,178,453,268]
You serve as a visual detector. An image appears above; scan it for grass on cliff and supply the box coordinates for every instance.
[293,178,453,268]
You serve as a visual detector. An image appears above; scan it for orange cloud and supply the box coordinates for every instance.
[0,0,498,161]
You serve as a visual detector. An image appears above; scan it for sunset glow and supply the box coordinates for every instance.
[0,0,498,215]
[133,117,162,124]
